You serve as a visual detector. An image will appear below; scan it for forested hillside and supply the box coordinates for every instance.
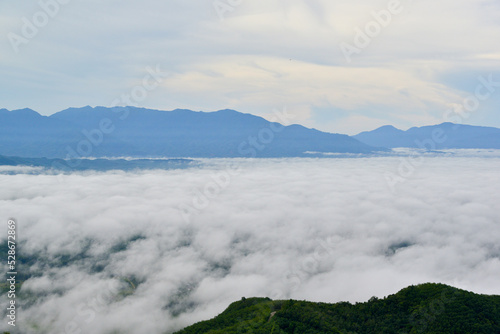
[174,283,500,334]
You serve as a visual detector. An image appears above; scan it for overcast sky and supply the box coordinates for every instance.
[2,0,500,134]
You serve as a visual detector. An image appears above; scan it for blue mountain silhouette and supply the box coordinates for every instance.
[0,106,378,158]
[354,122,500,149]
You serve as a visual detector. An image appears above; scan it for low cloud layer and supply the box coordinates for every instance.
[1,154,500,333]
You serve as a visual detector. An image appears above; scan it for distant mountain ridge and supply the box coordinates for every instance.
[0,106,378,158]
[2,107,499,160]
[354,122,500,149]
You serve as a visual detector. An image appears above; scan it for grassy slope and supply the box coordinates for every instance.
[173,283,500,334]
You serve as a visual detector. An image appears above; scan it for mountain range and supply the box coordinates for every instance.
[1,107,499,162]
[0,106,377,159]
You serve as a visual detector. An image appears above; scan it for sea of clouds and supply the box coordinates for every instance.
[1,152,500,333]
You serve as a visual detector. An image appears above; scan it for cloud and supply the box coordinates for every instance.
[160,55,466,133]
[1,154,500,333]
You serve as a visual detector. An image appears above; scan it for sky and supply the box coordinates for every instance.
[1,155,500,333]
[1,0,500,134]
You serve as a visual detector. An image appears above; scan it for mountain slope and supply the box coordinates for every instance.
[354,122,500,149]
[173,283,500,334]
[0,108,87,157]
[0,106,379,158]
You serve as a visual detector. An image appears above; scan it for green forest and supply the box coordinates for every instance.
[173,283,500,334]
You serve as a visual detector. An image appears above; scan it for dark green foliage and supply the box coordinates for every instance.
[173,297,275,334]
[173,283,500,334]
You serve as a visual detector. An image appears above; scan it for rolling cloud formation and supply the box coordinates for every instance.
[1,154,500,333]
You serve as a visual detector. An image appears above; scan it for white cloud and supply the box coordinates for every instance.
[1,154,500,333]
[159,55,467,133]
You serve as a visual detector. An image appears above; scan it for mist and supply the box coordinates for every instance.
[1,153,499,333]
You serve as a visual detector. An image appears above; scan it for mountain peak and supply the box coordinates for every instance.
[375,125,401,132]
[12,108,40,116]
